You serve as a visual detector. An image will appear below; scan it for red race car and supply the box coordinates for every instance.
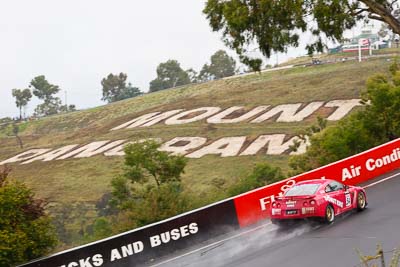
[270,179,367,224]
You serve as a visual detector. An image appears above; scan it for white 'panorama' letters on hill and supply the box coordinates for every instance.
[0,134,309,165]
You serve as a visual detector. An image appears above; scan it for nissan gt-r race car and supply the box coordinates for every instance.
[270,179,367,224]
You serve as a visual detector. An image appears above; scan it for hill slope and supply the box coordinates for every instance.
[0,58,392,246]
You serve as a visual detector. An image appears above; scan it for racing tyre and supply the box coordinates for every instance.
[356,191,367,211]
[323,205,335,224]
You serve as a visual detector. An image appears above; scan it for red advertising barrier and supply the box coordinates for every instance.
[233,138,400,228]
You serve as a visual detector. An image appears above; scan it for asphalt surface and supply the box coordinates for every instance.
[154,170,400,267]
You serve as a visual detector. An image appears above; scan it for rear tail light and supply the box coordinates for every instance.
[272,202,281,208]
[310,200,316,205]
[303,201,308,207]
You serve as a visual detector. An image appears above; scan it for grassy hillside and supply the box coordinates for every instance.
[280,47,400,67]
[0,57,393,247]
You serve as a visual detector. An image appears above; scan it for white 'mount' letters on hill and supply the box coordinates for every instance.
[0,99,363,165]
[111,99,362,130]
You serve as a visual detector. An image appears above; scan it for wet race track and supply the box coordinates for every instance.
[152,170,400,267]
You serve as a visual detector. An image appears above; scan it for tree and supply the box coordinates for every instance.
[12,89,32,120]
[101,73,142,103]
[149,60,191,92]
[289,61,400,175]
[228,163,284,196]
[30,75,60,101]
[0,166,57,266]
[34,98,63,117]
[119,82,142,101]
[204,0,400,70]
[199,50,236,81]
[5,123,24,149]
[186,68,199,83]
[360,67,400,141]
[59,104,77,113]
[122,140,187,187]
[107,140,190,230]
[12,123,23,149]
[30,76,62,116]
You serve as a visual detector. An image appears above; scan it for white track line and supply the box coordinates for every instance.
[363,172,400,189]
[150,222,273,267]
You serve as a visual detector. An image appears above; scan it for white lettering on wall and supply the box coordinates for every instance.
[325,99,362,121]
[207,106,270,124]
[159,137,207,155]
[165,107,221,125]
[187,136,247,158]
[149,223,199,247]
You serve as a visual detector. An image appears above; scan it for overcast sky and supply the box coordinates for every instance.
[0,1,370,119]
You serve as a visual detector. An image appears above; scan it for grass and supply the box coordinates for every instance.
[0,57,394,248]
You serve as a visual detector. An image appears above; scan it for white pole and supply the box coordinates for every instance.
[359,43,362,62]
[369,40,372,56]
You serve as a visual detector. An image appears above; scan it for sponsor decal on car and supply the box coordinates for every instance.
[323,195,343,208]
[271,208,282,215]
[345,192,351,207]
[301,207,315,214]
[285,200,296,208]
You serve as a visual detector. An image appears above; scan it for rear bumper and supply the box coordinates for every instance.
[270,207,323,219]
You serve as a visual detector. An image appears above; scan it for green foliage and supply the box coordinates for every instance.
[149,60,191,92]
[361,70,400,141]
[289,116,327,153]
[199,50,236,81]
[30,75,60,100]
[126,182,190,227]
[289,113,377,175]
[228,163,284,196]
[289,63,400,175]
[11,88,32,119]
[97,140,191,235]
[389,58,400,75]
[29,75,68,117]
[186,68,199,83]
[101,73,142,103]
[203,0,400,70]
[34,97,63,117]
[122,140,188,187]
[59,104,77,113]
[83,217,113,242]
[119,83,142,101]
[0,166,57,266]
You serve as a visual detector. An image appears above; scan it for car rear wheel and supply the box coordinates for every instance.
[324,205,335,224]
[356,191,367,211]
